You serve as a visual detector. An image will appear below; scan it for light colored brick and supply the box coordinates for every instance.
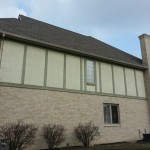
[0,86,149,149]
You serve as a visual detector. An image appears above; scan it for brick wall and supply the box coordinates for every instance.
[0,86,149,149]
[139,34,150,128]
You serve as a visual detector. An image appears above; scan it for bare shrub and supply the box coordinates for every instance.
[0,121,38,150]
[42,124,65,150]
[74,122,100,147]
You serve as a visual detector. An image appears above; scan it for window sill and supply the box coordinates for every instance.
[104,124,121,127]
[86,83,95,86]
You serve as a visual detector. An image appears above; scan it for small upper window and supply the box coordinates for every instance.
[103,104,120,124]
[86,60,95,84]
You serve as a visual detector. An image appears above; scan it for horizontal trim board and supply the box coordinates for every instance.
[0,32,147,70]
[0,82,147,100]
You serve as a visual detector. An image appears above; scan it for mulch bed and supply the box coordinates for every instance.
[97,141,150,149]
[62,142,150,150]
[42,142,150,150]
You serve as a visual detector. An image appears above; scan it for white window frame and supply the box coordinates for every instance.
[86,60,95,85]
[103,103,120,124]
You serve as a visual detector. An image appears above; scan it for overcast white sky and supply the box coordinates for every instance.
[0,0,150,58]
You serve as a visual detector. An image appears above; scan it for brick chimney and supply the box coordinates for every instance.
[139,34,150,102]
[139,34,150,66]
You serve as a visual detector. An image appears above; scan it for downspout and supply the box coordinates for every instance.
[0,33,5,68]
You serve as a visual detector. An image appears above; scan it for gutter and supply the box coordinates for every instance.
[0,30,147,70]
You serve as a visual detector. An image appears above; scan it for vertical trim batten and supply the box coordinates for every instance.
[96,61,100,93]
[112,65,115,94]
[95,61,97,92]
[134,70,138,97]
[21,45,27,84]
[0,38,4,68]
[82,58,85,91]
[80,57,83,91]
[63,54,66,89]
[84,59,87,91]
[99,62,102,93]
[44,50,48,86]
[123,67,127,96]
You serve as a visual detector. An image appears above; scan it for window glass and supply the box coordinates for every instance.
[86,60,94,84]
[111,105,119,124]
[104,104,119,124]
[104,104,111,124]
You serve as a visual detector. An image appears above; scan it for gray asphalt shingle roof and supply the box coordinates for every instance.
[0,15,145,69]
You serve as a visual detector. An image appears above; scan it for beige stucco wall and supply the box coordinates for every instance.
[47,51,64,88]
[125,68,137,96]
[113,65,126,95]
[0,39,146,99]
[101,63,113,94]
[66,55,80,90]
[86,85,95,92]
[24,46,45,86]
[135,70,146,98]
[0,40,24,83]
[0,86,149,150]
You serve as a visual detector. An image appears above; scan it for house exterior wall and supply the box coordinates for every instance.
[24,46,45,86]
[66,55,80,90]
[101,63,113,94]
[0,38,149,149]
[113,65,126,95]
[0,40,24,83]
[135,70,146,97]
[125,68,137,97]
[0,39,146,99]
[0,86,149,149]
[47,51,64,88]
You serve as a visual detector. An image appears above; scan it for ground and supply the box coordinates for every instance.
[98,142,150,149]
[52,142,150,150]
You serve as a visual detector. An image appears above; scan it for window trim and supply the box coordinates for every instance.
[85,59,96,85]
[103,103,120,125]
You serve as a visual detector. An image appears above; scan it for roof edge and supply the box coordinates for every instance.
[19,15,142,62]
[0,30,147,70]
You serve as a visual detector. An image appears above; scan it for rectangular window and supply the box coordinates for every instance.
[86,60,95,84]
[104,104,119,124]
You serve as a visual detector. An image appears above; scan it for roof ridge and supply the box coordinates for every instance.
[18,14,91,37]
[18,15,141,60]
[0,18,17,21]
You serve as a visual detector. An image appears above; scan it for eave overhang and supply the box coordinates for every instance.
[0,30,147,70]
